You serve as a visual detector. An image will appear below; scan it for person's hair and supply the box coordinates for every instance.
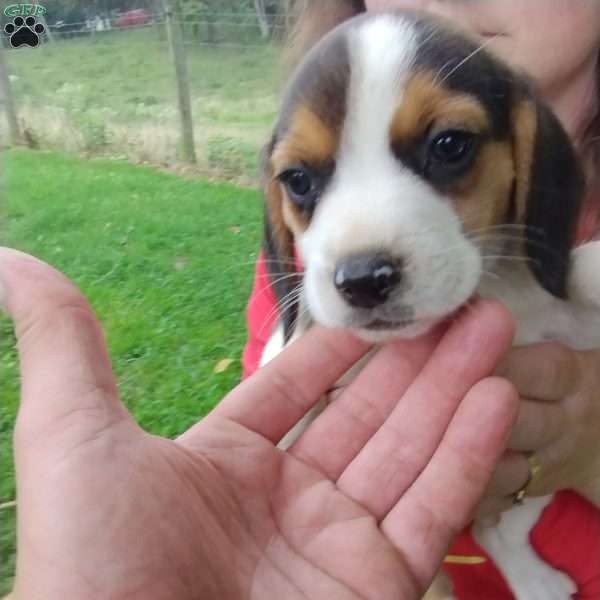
[285,0,364,68]
[285,0,600,182]
[586,60,600,172]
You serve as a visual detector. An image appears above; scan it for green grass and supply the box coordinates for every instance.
[9,28,280,117]
[6,27,281,173]
[0,148,265,594]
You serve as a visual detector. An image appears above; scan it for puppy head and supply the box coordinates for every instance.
[263,12,584,342]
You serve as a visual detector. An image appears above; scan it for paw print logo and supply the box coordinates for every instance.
[4,16,45,48]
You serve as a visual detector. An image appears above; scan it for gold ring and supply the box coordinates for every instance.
[512,452,543,505]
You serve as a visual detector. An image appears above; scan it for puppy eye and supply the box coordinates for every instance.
[424,129,479,184]
[282,169,313,197]
[431,131,474,163]
[278,167,321,213]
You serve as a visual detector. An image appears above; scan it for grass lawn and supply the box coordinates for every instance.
[5,27,281,175]
[0,148,264,594]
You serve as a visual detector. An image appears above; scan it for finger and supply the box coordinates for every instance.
[496,342,578,401]
[336,300,514,519]
[0,249,133,445]
[508,397,565,451]
[483,451,530,497]
[473,452,530,520]
[381,376,518,586]
[473,497,513,522]
[210,326,372,442]
[289,326,444,479]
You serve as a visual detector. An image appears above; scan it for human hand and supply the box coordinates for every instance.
[3,248,517,600]
[476,343,600,517]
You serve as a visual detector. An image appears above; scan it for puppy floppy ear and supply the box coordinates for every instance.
[511,98,585,298]
[261,137,301,341]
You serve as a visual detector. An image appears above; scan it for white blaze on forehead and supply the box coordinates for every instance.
[341,15,418,169]
[302,14,429,260]
[309,14,427,254]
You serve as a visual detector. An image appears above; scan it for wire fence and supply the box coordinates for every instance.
[0,11,296,180]
[17,25,289,48]
[2,10,293,46]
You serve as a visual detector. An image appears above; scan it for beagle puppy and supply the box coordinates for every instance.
[260,11,600,600]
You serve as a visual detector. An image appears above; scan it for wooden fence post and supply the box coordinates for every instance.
[164,0,196,164]
[0,42,21,146]
[39,14,53,43]
[254,0,270,39]
[283,0,292,32]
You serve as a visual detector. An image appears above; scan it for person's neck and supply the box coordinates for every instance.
[543,53,599,157]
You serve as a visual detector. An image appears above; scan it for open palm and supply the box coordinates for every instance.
[4,249,517,600]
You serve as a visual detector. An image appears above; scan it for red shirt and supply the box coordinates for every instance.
[241,200,600,598]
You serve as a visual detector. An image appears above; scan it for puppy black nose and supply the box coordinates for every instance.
[334,254,401,309]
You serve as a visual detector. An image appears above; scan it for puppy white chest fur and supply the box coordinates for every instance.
[480,240,600,349]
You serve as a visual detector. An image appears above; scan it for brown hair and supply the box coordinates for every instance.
[285,1,364,69]
[284,0,600,181]
[585,58,600,172]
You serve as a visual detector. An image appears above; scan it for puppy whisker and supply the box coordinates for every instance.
[480,254,538,264]
[221,258,300,276]
[247,276,300,315]
[437,34,502,85]
[257,285,303,338]
[289,304,311,337]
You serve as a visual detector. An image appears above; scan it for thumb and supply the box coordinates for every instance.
[0,248,135,449]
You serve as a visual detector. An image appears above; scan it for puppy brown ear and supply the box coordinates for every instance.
[512,99,585,298]
[261,139,301,341]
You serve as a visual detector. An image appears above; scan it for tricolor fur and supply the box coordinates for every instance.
[260,11,600,600]
[263,12,585,344]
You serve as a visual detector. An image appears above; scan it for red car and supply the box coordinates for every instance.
[115,9,150,28]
